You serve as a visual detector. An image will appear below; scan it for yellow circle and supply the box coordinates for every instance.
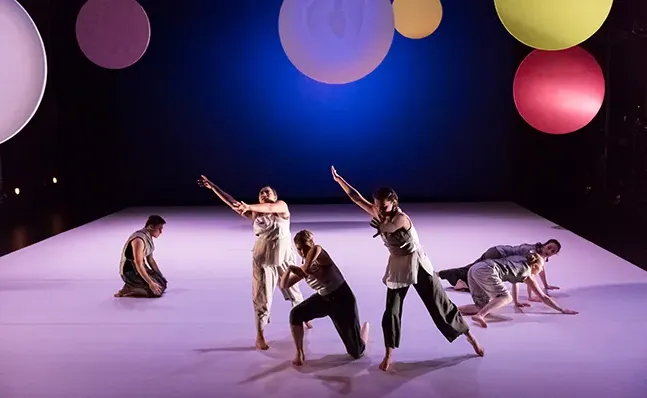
[494,0,614,50]
[393,0,443,40]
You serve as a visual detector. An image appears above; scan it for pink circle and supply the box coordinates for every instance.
[513,46,605,135]
[75,0,151,70]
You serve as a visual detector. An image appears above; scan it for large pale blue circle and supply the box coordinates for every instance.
[278,0,395,85]
[0,0,47,145]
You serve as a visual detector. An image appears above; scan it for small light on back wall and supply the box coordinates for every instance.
[14,188,20,195]
[52,177,57,184]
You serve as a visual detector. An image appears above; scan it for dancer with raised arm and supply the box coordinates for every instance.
[114,215,168,298]
[437,240,562,297]
[198,176,308,350]
[458,252,577,328]
[280,230,370,367]
[330,166,484,371]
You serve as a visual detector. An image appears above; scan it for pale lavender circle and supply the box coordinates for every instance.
[76,0,151,69]
[0,0,48,146]
[279,0,395,84]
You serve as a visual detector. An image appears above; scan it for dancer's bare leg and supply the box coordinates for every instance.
[256,331,270,350]
[472,296,511,328]
[458,304,481,315]
[290,323,306,366]
[361,322,370,344]
[454,280,469,291]
[379,347,394,371]
[464,330,485,356]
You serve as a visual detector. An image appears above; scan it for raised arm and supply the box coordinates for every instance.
[525,277,577,315]
[198,175,252,219]
[331,166,377,218]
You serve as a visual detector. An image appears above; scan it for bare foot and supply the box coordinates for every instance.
[360,322,370,344]
[465,331,485,357]
[471,315,488,328]
[378,356,392,371]
[454,280,469,291]
[114,290,124,297]
[255,338,270,350]
[292,351,305,366]
[305,321,313,329]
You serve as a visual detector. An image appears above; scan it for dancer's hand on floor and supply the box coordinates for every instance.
[561,308,578,315]
[545,285,560,290]
[149,281,163,296]
[515,302,531,308]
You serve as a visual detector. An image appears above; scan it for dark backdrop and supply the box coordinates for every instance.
[4,0,636,218]
[0,0,120,221]
[117,0,520,205]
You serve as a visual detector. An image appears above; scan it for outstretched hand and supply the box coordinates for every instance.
[561,308,578,315]
[370,217,381,238]
[198,175,213,189]
[234,201,251,214]
[331,165,341,182]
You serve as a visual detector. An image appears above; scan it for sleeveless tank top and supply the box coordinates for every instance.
[119,229,154,275]
[379,209,434,289]
[495,243,541,258]
[303,248,345,296]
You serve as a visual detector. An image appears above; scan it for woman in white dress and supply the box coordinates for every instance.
[198,176,309,350]
[330,166,484,371]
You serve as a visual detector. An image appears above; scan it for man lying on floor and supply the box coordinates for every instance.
[436,239,561,300]
[114,215,168,298]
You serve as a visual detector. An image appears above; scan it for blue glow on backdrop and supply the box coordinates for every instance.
[118,0,519,202]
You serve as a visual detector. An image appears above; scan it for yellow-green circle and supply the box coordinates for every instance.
[494,0,614,50]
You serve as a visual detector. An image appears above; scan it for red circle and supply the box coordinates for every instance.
[513,46,605,135]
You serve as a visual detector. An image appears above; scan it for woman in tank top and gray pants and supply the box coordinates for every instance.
[281,230,370,367]
[331,166,484,371]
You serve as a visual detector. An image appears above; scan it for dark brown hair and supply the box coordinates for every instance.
[372,186,399,206]
[145,215,166,227]
[543,238,561,252]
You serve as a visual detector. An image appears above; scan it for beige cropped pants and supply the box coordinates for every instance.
[252,263,303,333]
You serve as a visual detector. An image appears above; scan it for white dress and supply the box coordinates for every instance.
[251,213,303,332]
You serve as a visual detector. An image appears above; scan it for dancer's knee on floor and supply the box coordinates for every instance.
[347,344,365,359]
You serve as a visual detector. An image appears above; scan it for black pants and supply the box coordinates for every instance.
[437,247,501,289]
[121,261,168,297]
[382,266,469,349]
[290,282,366,359]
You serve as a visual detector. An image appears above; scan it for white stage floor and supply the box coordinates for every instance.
[0,203,646,398]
